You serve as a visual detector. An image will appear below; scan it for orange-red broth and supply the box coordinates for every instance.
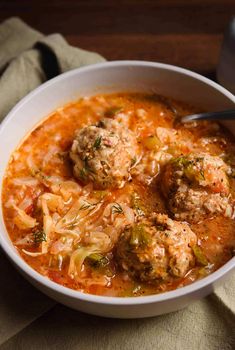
[2,93,235,297]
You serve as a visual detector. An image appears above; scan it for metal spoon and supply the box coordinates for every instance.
[181,109,235,123]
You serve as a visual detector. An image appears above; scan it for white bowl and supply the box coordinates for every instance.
[0,61,235,318]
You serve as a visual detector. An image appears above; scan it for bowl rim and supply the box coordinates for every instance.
[0,60,235,306]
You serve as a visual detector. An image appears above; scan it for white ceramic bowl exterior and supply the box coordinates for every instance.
[0,61,235,318]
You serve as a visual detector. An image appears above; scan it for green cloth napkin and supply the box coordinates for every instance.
[0,17,105,122]
[0,17,234,350]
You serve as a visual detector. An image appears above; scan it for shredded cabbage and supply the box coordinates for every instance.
[13,205,37,230]
[68,246,100,278]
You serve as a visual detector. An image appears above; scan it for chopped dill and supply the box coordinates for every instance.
[155,224,165,231]
[172,156,191,168]
[199,169,205,180]
[79,156,95,179]
[131,156,137,167]
[79,201,98,211]
[112,203,123,214]
[79,167,87,179]
[33,230,46,244]
[93,136,102,149]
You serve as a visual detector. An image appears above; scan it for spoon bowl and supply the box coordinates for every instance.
[182,109,235,123]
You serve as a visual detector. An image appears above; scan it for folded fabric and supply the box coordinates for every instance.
[0,17,105,122]
[0,17,234,350]
[0,16,104,346]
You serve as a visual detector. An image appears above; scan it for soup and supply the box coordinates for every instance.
[2,93,235,297]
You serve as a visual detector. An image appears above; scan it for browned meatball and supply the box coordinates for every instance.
[116,213,197,282]
[161,153,233,222]
[70,119,137,189]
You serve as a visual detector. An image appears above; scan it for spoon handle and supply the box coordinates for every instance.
[182,109,235,123]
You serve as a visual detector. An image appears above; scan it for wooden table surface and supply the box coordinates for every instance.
[0,0,234,79]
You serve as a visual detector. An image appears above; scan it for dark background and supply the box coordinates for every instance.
[0,0,234,78]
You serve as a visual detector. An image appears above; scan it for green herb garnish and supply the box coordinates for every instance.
[93,136,102,149]
[131,156,137,167]
[199,169,205,180]
[79,156,96,180]
[155,224,165,231]
[33,230,46,244]
[86,253,109,269]
[129,224,151,247]
[193,245,208,266]
[172,156,191,168]
[79,167,88,180]
[79,201,97,211]
[112,203,123,214]
[172,156,205,183]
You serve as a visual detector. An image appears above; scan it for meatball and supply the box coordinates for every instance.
[116,213,196,282]
[161,153,232,222]
[70,118,137,189]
